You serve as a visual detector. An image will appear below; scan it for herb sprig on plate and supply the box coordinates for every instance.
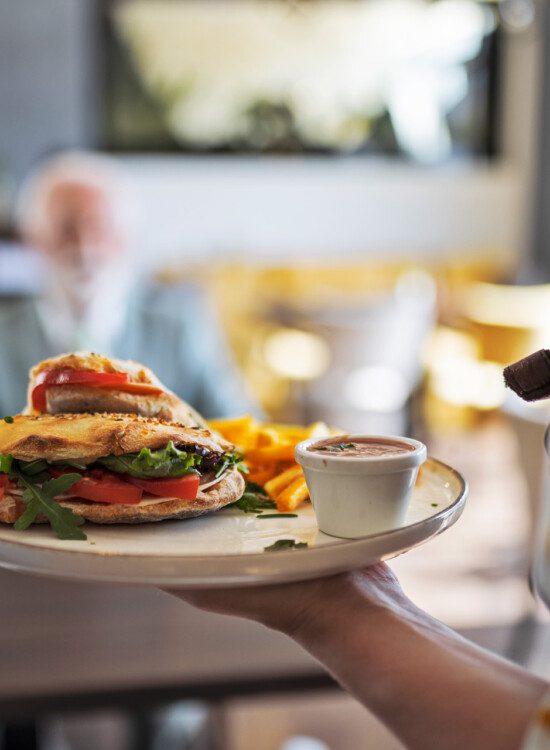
[230,482,277,514]
[230,481,305,522]
[264,539,308,552]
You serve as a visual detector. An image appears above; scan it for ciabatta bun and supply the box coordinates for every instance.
[0,414,244,525]
[26,352,207,428]
[0,413,232,462]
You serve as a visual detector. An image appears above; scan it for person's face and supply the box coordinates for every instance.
[36,181,125,282]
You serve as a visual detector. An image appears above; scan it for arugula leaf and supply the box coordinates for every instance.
[98,445,243,480]
[0,453,13,473]
[230,480,283,514]
[98,441,200,479]
[264,539,308,552]
[12,470,86,540]
[17,458,50,481]
[231,492,277,514]
[53,459,91,471]
[245,480,266,494]
[213,451,246,478]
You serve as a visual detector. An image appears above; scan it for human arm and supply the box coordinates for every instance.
[166,564,548,750]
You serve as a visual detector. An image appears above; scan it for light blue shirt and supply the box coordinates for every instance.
[0,282,254,419]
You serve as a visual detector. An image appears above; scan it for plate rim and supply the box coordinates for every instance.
[0,457,467,562]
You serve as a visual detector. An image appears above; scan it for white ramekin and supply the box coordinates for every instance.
[295,435,427,539]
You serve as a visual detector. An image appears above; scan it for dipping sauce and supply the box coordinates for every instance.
[296,433,427,538]
[308,436,416,457]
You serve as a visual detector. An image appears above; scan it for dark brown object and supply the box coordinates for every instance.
[504,349,550,401]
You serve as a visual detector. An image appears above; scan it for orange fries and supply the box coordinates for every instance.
[208,415,342,512]
[264,466,303,498]
[274,475,310,512]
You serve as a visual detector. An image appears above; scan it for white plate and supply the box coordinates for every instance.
[0,458,466,587]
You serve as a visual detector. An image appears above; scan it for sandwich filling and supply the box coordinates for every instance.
[27,353,208,428]
[31,355,163,413]
[0,442,243,541]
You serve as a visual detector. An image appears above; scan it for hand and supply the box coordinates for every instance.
[164,562,413,639]
[164,563,548,750]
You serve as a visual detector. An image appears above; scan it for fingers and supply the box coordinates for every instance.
[160,563,408,634]
[162,586,244,613]
[161,583,294,626]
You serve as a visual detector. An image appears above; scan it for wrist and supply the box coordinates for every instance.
[287,588,393,649]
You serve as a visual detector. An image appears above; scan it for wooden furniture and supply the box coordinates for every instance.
[0,569,333,722]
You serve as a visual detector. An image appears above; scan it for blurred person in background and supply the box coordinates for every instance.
[0,151,252,418]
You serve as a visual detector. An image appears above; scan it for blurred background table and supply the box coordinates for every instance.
[0,571,333,719]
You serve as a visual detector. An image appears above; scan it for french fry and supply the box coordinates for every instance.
[261,423,310,441]
[264,466,303,499]
[208,415,339,512]
[208,414,256,434]
[247,467,277,485]
[207,415,258,449]
[246,443,296,464]
[276,476,309,512]
[256,427,283,447]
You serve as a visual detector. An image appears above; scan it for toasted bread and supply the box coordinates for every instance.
[26,352,207,428]
[0,413,232,462]
[0,414,244,526]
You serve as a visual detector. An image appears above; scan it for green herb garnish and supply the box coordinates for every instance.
[11,467,86,541]
[264,539,308,551]
[18,459,50,481]
[229,480,278,514]
[54,459,91,471]
[232,492,277,514]
[317,442,356,453]
[431,503,439,508]
[98,441,200,479]
[245,481,266,494]
[0,453,13,473]
[257,513,298,519]
[213,451,246,478]
[3,416,14,424]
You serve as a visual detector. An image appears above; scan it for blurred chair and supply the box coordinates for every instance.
[264,270,436,434]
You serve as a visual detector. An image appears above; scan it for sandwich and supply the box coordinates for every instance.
[0,413,245,540]
[26,352,206,427]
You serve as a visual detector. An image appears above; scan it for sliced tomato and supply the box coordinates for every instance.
[32,368,129,411]
[127,474,200,500]
[48,467,143,505]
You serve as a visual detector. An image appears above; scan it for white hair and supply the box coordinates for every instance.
[15,151,136,241]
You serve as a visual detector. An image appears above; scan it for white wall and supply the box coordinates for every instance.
[119,23,540,272]
[123,156,521,269]
[0,0,98,189]
[0,2,539,274]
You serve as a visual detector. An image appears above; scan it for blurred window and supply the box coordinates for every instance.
[104,0,501,164]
